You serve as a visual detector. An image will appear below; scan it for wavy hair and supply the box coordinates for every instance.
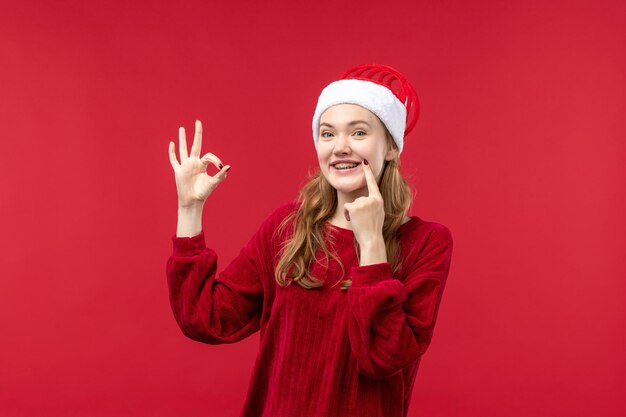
[274,129,414,290]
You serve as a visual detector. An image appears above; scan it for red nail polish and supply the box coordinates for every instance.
[363,159,369,165]
[225,166,231,172]
[219,163,223,169]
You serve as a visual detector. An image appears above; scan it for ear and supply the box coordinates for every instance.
[383,131,398,162]
[384,145,397,162]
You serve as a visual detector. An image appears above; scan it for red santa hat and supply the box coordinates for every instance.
[312,64,419,155]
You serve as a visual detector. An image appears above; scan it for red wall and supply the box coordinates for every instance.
[1,0,625,416]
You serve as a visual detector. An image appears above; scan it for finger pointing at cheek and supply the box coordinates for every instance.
[362,159,382,198]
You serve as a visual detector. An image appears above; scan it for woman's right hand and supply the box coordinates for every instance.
[168,120,231,209]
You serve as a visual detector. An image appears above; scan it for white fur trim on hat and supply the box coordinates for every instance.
[312,79,407,154]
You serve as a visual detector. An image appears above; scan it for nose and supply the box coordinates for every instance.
[333,133,351,155]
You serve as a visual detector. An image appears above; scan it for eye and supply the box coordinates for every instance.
[321,131,334,139]
[353,130,366,136]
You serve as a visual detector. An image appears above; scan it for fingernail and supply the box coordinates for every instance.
[363,159,369,165]
[219,163,223,169]
[225,166,231,172]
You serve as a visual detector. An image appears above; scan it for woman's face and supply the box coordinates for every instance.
[317,103,396,196]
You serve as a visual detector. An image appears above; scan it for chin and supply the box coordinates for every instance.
[329,181,366,194]
[321,170,366,192]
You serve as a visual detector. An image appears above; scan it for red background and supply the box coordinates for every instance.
[1,0,625,416]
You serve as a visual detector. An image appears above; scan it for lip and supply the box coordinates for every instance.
[330,159,361,174]
[330,159,361,166]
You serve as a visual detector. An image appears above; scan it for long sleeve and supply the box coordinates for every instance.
[166,220,273,345]
[346,224,453,379]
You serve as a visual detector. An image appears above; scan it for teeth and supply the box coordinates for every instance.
[334,163,359,169]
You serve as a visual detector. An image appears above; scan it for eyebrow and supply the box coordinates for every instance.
[319,120,372,128]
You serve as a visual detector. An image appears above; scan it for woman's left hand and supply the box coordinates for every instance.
[343,161,386,247]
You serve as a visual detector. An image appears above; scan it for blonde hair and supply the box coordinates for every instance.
[274,131,414,290]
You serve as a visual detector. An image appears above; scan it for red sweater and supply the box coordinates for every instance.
[166,202,453,417]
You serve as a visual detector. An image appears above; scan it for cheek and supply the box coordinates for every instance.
[317,153,326,166]
[317,147,331,163]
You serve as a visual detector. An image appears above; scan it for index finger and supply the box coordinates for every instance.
[190,120,202,158]
[362,161,382,198]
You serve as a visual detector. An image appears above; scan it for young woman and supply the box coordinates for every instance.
[166,64,453,417]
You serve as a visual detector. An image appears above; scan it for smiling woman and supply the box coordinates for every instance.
[166,64,454,417]
[278,102,413,286]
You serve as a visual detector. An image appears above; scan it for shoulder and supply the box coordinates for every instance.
[255,200,300,241]
[242,201,300,254]
[403,216,451,237]
[397,218,454,280]
[400,217,453,250]
[425,221,453,243]
[270,200,300,218]
[264,200,300,227]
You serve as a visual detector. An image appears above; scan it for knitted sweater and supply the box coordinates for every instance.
[166,201,453,417]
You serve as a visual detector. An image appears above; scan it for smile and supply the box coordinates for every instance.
[331,162,361,173]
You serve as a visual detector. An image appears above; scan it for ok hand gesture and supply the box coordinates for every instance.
[168,120,230,208]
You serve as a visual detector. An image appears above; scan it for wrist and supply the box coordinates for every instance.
[359,236,387,266]
[176,203,204,238]
[178,202,204,213]
[359,235,385,249]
